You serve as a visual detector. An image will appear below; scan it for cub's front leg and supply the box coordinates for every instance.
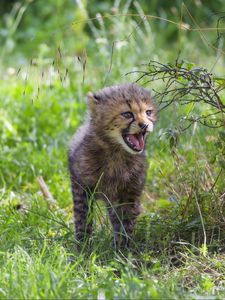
[71,178,93,244]
[108,200,141,249]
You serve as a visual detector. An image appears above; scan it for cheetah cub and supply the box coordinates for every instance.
[68,83,157,248]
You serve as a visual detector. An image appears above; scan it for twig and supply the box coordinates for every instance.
[195,193,207,257]
[36,176,57,207]
[126,60,225,129]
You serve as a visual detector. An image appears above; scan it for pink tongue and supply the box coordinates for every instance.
[128,133,144,150]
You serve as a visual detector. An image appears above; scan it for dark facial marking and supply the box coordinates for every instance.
[126,100,132,109]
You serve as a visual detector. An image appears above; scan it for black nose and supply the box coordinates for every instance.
[138,123,148,130]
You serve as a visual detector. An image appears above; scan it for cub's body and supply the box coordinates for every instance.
[68,84,156,248]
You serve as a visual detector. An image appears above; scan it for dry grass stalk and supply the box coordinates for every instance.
[36,176,57,207]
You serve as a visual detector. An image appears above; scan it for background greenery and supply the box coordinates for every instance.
[0,0,225,299]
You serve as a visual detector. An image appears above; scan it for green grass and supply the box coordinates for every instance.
[0,1,225,299]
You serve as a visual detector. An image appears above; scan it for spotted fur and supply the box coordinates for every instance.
[68,83,157,248]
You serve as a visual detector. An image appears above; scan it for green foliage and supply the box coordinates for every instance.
[0,0,225,299]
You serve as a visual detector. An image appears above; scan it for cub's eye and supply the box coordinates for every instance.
[146,110,152,117]
[121,111,134,119]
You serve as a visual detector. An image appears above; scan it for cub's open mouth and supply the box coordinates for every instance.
[122,131,146,152]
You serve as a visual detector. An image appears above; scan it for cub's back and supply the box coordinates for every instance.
[69,121,90,159]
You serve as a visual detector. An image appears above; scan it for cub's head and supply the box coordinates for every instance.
[87,83,157,154]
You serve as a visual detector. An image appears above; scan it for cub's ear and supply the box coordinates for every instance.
[87,92,101,103]
[86,92,101,110]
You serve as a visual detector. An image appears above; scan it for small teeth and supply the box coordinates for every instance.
[126,136,138,150]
